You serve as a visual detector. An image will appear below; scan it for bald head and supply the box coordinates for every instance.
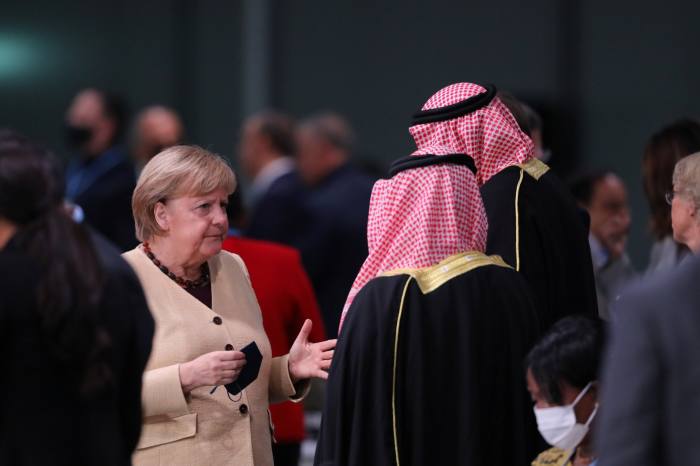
[296,113,354,186]
[132,106,184,164]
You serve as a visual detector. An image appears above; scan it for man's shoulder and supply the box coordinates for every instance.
[621,256,700,309]
[267,171,303,194]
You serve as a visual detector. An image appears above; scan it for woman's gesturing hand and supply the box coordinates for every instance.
[288,319,337,384]
[179,350,247,393]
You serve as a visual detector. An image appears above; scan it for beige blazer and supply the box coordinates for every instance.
[123,247,306,466]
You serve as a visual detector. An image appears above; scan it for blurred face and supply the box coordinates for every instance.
[65,89,115,157]
[587,174,631,259]
[671,185,700,251]
[531,128,544,160]
[134,109,183,163]
[526,368,597,423]
[154,188,229,267]
[238,119,266,179]
[296,128,326,186]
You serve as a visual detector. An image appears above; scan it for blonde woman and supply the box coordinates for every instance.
[123,145,335,466]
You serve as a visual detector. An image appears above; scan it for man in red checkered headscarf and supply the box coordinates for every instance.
[316,148,541,466]
[408,82,598,330]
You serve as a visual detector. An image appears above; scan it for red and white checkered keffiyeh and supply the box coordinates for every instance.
[409,82,534,185]
[338,147,488,331]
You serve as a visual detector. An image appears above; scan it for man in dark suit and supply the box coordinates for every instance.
[597,255,700,466]
[295,113,374,338]
[65,88,137,251]
[238,110,306,245]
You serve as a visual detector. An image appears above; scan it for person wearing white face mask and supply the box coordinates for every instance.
[526,316,605,466]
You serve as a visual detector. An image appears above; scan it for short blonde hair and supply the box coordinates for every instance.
[132,145,236,241]
[673,151,700,211]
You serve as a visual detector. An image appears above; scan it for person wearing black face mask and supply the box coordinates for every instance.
[64,88,138,251]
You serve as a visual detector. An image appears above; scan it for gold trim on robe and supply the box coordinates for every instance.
[380,251,512,295]
[519,158,550,181]
[385,251,511,466]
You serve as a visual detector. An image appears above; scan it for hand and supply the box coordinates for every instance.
[179,350,246,393]
[288,319,337,383]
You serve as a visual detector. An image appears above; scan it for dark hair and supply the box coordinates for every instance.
[0,129,110,394]
[642,118,700,239]
[95,89,128,145]
[255,110,296,156]
[526,316,605,405]
[497,91,541,137]
[226,188,246,231]
[569,170,614,207]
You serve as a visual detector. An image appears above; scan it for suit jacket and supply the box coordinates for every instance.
[597,255,700,466]
[295,165,374,338]
[66,146,138,251]
[0,230,154,466]
[122,248,308,466]
[222,236,326,443]
[246,171,307,246]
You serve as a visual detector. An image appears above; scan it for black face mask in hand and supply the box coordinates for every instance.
[226,341,263,396]
[65,124,93,148]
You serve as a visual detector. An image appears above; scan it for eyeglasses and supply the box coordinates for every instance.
[665,191,679,205]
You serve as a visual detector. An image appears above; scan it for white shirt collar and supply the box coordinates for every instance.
[249,157,295,205]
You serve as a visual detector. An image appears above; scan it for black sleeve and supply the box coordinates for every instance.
[119,267,155,454]
[314,277,405,466]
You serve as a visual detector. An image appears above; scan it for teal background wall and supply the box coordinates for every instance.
[2,0,699,268]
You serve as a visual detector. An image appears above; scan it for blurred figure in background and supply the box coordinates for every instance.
[132,105,184,172]
[0,129,154,465]
[641,118,700,274]
[410,83,598,332]
[295,113,374,338]
[527,316,605,466]
[238,110,305,245]
[65,88,137,251]
[571,171,636,320]
[223,190,326,466]
[597,255,700,466]
[669,152,700,254]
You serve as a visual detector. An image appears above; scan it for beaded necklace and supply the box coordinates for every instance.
[142,242,210,289]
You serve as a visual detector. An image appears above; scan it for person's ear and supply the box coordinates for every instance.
[154,201,170,231]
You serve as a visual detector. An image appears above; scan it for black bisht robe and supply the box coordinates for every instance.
[314,253,541,466]
[480,159,598,331]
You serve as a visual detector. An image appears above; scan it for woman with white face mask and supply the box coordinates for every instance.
[526,316,605,466]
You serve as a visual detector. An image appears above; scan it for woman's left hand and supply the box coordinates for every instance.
[288,319,337,384]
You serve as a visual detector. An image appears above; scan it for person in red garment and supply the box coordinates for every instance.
[223,191,326,466]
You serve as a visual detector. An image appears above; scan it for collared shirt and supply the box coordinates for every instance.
[589,234,609,271]
[248,157,295,207]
